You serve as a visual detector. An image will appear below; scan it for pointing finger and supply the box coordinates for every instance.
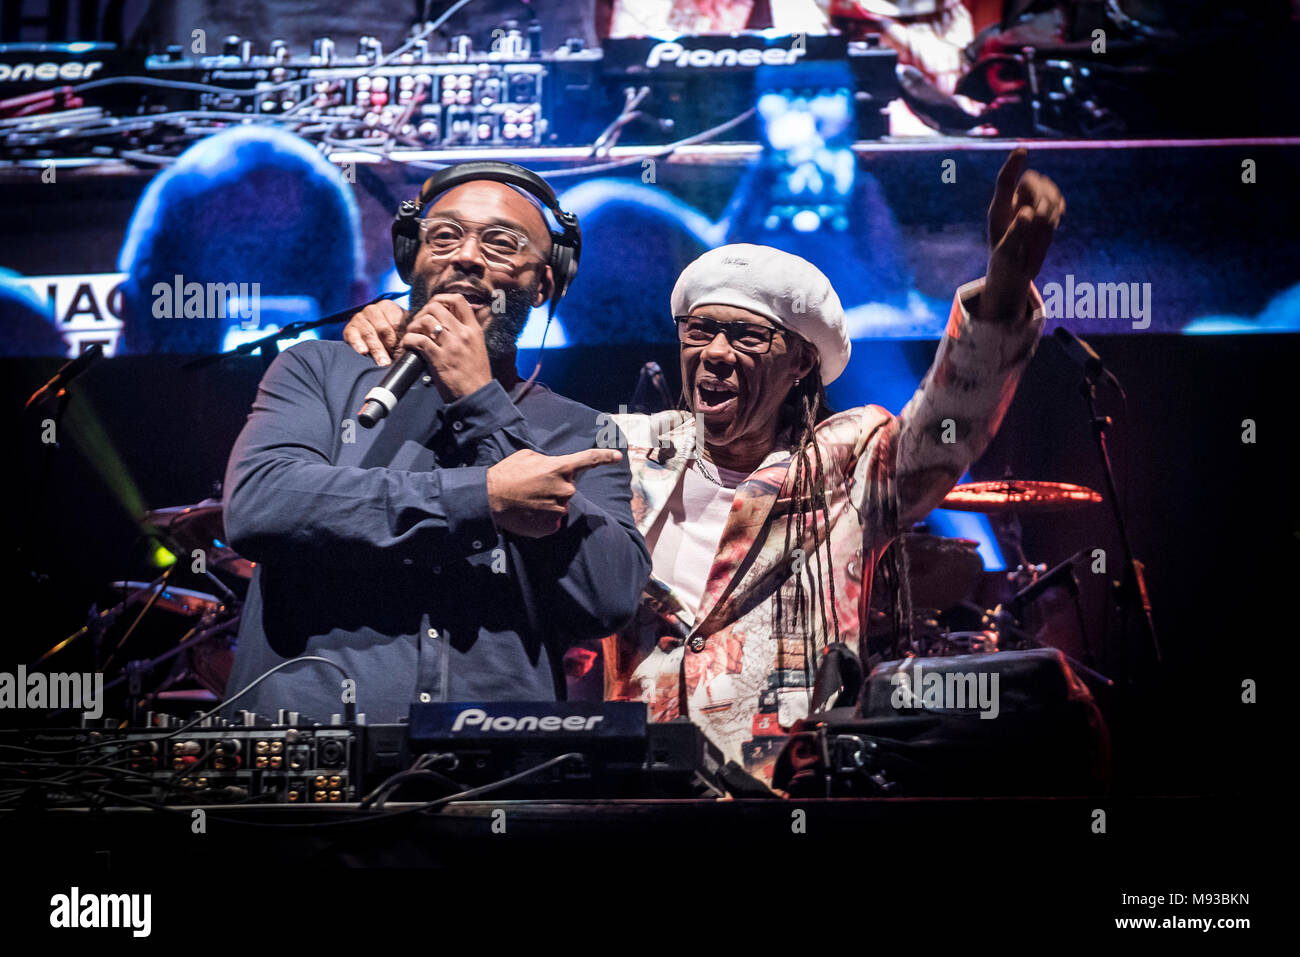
[988,147,1028,244]
[995,147,1028,202]
[344,322,366,354]
[556,447,624,477]
[993,147,1024,213]
[372,304,405,350]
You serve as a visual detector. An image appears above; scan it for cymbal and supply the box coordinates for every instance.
[941,480,1103,513]
[109,581,223,618]
[140,499,254,579]
[142,499,223,547]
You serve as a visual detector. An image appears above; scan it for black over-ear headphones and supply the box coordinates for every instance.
[391,160,581,316]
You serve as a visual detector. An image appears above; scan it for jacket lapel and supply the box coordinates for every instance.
[621,412,693,536]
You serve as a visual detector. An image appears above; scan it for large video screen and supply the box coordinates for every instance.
[4,1,1298,356]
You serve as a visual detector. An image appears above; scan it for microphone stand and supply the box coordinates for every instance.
[20,347,102,615]
[48,609,242,724]
[30,571,171,666]
[1076,364,1160,686]
[982,602,1115,698]
[183,292,407,370]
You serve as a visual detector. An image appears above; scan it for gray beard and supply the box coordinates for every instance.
[410,278,537,363]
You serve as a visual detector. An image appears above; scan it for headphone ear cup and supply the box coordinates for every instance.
[391,219,420,286]
[548,239,577,305]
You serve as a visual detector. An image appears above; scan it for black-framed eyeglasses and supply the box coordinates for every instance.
[674,314,784,355]
[418,217,537,267]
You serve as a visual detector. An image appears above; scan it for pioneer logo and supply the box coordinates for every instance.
[0,60,103,82]
[450,707,605,733]
[645,41,805,70]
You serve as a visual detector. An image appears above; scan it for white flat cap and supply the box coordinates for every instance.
[670,244,851,385]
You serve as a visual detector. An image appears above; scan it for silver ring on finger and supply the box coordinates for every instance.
[432,323,444,340]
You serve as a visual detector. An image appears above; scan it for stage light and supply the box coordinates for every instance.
[150,542,177,568]
[791,209,821,232]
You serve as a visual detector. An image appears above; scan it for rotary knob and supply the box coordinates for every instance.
[313,37,335,65]
[358,36,382,63]
[449,34,472,59]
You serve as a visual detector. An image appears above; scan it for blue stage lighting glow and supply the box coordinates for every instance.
[925,508,1007,573]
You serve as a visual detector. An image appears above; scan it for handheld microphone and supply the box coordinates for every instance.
[24,343,103,410]
[357,350,426,428]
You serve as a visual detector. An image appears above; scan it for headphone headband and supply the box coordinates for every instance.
[391,160,581,314]
[416,160,559,214]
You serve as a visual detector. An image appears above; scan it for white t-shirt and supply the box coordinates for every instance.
[644,458,751,618]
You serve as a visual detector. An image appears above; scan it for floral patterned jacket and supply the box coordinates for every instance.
[600,279,1046,782]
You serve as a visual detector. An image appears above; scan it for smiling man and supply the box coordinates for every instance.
[601,150,1058,781]
[393,182,552,385]
[222,165,650,724]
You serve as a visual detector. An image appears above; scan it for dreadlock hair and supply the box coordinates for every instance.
[771,366,843,691]
[878,535,915,661]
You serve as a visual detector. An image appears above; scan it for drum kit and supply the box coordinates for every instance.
[33,498,249,713]
[875,476,1113,691]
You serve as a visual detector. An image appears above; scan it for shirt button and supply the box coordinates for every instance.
[427,627,439,639]
[452,420,465,432]
[471,539,483,550]
[422,374,433,386]
[432,565,442,575]
[402,558,413,566]
[418,692,431,703]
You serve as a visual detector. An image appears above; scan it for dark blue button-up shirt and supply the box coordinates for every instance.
[220,340,650,724]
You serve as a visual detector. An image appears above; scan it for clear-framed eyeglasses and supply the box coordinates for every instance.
[418,217,536,267]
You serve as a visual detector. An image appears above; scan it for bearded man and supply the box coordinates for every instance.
[222,167,650,723]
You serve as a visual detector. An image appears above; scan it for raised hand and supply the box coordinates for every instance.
[984,147,1065,319]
